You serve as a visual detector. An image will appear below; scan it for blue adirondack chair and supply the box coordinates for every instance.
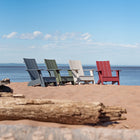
[24,58,57,87]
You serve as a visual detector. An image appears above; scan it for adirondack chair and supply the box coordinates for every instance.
[96,61,120,85]
[23,58,57,87]
[69,60,95,84]
[44,59,74,85]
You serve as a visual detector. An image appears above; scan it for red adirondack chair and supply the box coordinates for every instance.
[96,61,120,85]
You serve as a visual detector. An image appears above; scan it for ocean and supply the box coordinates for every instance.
[0,64,140,86]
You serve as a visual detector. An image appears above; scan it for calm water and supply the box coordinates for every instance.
[0,64,140,86]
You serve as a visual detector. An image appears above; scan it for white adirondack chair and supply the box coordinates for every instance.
[69,60,95,84]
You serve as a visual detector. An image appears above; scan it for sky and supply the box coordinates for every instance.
[0,0,140,65]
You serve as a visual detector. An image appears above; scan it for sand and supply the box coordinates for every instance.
[1,82,140,130]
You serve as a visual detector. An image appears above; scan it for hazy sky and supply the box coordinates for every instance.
[0,0,140,65]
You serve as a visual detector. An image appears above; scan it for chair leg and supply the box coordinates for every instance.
[77,79,80,85]
[92,80,95,84]
[71,81,75,85]
[118,81,120,85]
[41,82,46,87]
[112,81,116,85]
[59,82,64,85]
[54,82,57,86]
[83,81,88,84]
[101,80,104,85]
[97,79,101,84]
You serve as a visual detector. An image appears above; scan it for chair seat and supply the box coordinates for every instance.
[102,76,117,78]
[43,77,56,83]
[102,76,119,82]
[61,76,74,82]
[79,76,94,81]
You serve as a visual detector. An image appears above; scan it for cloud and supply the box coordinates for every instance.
[2,32,17,39]
[2,31,92,41]
[88,42,139,48]
[42,43,57,49]
[44,34,52,40]
[44,32,83,41]
[42,40,139,50]
[81,33,92,41]
[19,31,43,39]
[1,31,139,49]
[2,31,43,40]
[29,45,36,49]
[33,31,42,37]
[117,43,139,48]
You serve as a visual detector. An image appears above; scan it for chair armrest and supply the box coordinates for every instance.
[111,70,121,71]
[45,69,58,71]
[71,68,79,70]
[96,70,102,72]
[60,69,72,71]
[56,69,73,72]
[111,70,121,77]
[96,70,102,75]
[83,69,95,71]
[46,69,73,73]
[84,69,95,76]
[26,69,44,71]
[71,69,79,72]
[47,69,72,71]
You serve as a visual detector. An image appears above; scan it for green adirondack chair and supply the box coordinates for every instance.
[44,59,75,85]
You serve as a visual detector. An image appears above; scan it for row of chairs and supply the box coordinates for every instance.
[23,58,120,87]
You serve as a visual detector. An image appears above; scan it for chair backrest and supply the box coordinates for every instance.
[44,59,59,81]
[69,60,84,80]
[23,58,40,80]
[96,61,112,77]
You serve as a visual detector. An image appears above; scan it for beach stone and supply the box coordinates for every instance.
[32,131,45,140]
[95,128,123,140]
[47,134,54,140]
[0,133,15,140]
[0,79,12,94]
[81,128,96,140]
[0,79,10,86]
[0,125,139,140]
[61,129,73,140]
[0,86,13,93]
[134,131,140,139]
[122,129,139,140]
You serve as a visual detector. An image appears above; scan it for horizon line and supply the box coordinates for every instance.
[0,63,140,67]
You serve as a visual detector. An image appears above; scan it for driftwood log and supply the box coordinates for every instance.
[0,98,126,125]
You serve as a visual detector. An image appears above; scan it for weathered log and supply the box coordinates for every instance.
[0,99,126,125]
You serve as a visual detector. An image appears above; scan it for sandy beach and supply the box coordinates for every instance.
[1,82,140,130]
